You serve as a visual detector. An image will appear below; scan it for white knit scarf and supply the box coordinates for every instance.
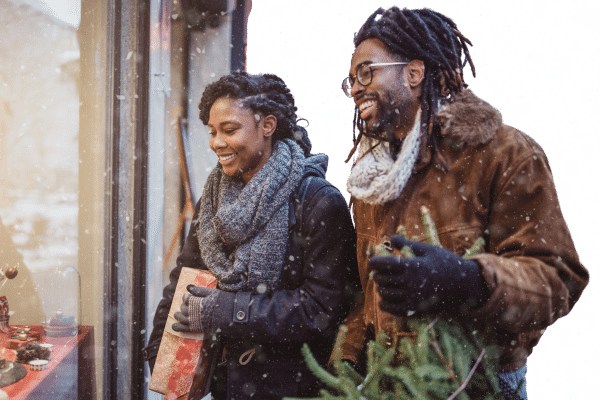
[347,109,422,205]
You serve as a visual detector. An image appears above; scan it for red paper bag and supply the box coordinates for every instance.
[149,268,217,399]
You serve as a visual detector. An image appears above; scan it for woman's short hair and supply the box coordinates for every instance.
[199,71,311,155]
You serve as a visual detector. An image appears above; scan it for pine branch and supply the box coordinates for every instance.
[420,206,441,246]
[447,349,486,400]
[428,319,459,385]
[299,343,342,391]
[463,237,485,259]
[330,325,348,376]
[396,225,408,238]
[361,338,396,394]
[401,245,416,258]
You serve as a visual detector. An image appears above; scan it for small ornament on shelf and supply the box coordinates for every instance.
[0,297,8,334]
[0,266,19,290]
[44,309,77,337]
[15,341,51,364]
[0,265,19,334]
[28,359,48,371]
[3,268,17,281]
[41,266,82,337]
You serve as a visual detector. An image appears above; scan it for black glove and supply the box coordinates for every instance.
[369,236,488,317]
[172,285,218,333]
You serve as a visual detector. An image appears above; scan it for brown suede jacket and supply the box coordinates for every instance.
[341,90,589,372]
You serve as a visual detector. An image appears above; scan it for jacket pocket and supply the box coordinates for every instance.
[437,224,486,256]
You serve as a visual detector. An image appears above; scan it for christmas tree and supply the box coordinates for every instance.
[287,207,507,400]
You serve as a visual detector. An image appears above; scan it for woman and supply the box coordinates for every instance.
[144,71,359,399]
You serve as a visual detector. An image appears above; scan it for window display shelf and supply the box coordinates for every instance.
[0,325,95,399]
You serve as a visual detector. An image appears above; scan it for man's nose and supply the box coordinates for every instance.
[350,79,365,98]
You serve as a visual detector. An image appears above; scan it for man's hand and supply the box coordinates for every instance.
[172,285,217,333]
[369,236,488,317]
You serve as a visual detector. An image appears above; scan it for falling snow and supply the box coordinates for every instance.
[248,0,600,399]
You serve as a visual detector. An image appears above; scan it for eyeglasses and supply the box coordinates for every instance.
[341,62,409,98]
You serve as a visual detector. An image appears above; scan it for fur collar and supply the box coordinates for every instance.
[436,89,502,147]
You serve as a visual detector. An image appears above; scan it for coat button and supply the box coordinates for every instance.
[236,311,246,321]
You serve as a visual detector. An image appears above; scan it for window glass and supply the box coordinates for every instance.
[0,1,88,398]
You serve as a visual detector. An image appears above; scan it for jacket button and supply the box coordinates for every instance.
[236,311,246,321]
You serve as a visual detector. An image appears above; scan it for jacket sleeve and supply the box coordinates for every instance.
[471,135,588,333]
[336,294,367,368]
[143,200,206,371]
[210,183,360,344]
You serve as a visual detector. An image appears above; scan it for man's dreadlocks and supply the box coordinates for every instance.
[199,71,312,157]
[347,7,475,161]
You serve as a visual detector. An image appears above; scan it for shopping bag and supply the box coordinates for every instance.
[149,268,217,399]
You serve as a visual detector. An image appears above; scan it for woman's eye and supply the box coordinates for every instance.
[208,131,216,136]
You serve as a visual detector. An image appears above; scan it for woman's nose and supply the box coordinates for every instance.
[209,133,226,151]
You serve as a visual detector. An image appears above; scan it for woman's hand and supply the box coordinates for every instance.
[172,285,218,333]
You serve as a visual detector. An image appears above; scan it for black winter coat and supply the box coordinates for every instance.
[144,169,359,399]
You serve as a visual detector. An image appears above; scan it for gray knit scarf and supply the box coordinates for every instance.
[197,139,305,292]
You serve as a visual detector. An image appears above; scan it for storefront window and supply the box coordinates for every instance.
[0,1,90,398]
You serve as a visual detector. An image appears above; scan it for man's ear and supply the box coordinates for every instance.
[261,115,277,138]
[406,59,425,88]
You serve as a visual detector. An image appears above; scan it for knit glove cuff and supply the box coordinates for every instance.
[188,291,218,333]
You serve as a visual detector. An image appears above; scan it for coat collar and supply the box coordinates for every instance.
[436,89,502,147]
[414,90,503,171]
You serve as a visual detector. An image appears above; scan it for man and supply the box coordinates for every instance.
[340,7,588,400]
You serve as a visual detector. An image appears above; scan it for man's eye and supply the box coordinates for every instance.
[358,66,371,80]
[208,131,216,136]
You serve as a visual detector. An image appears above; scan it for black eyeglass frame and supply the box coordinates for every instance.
[341,62,409,97]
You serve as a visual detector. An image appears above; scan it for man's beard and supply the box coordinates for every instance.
[365,92,410,142]
[361,91,412,156]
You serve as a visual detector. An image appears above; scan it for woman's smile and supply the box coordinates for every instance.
[217,152,238,164]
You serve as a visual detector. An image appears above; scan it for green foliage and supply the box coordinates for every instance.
[285,207,505,400]
[286,320,503,400]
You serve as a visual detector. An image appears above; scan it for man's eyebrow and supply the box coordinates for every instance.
[349,61,373,76]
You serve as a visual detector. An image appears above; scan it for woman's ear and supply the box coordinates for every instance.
[261,115,277,138]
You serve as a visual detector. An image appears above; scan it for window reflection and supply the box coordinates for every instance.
[0,1,82,398]
[0,0,79,325]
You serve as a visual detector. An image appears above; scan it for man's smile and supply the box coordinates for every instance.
[358,99,376,120]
